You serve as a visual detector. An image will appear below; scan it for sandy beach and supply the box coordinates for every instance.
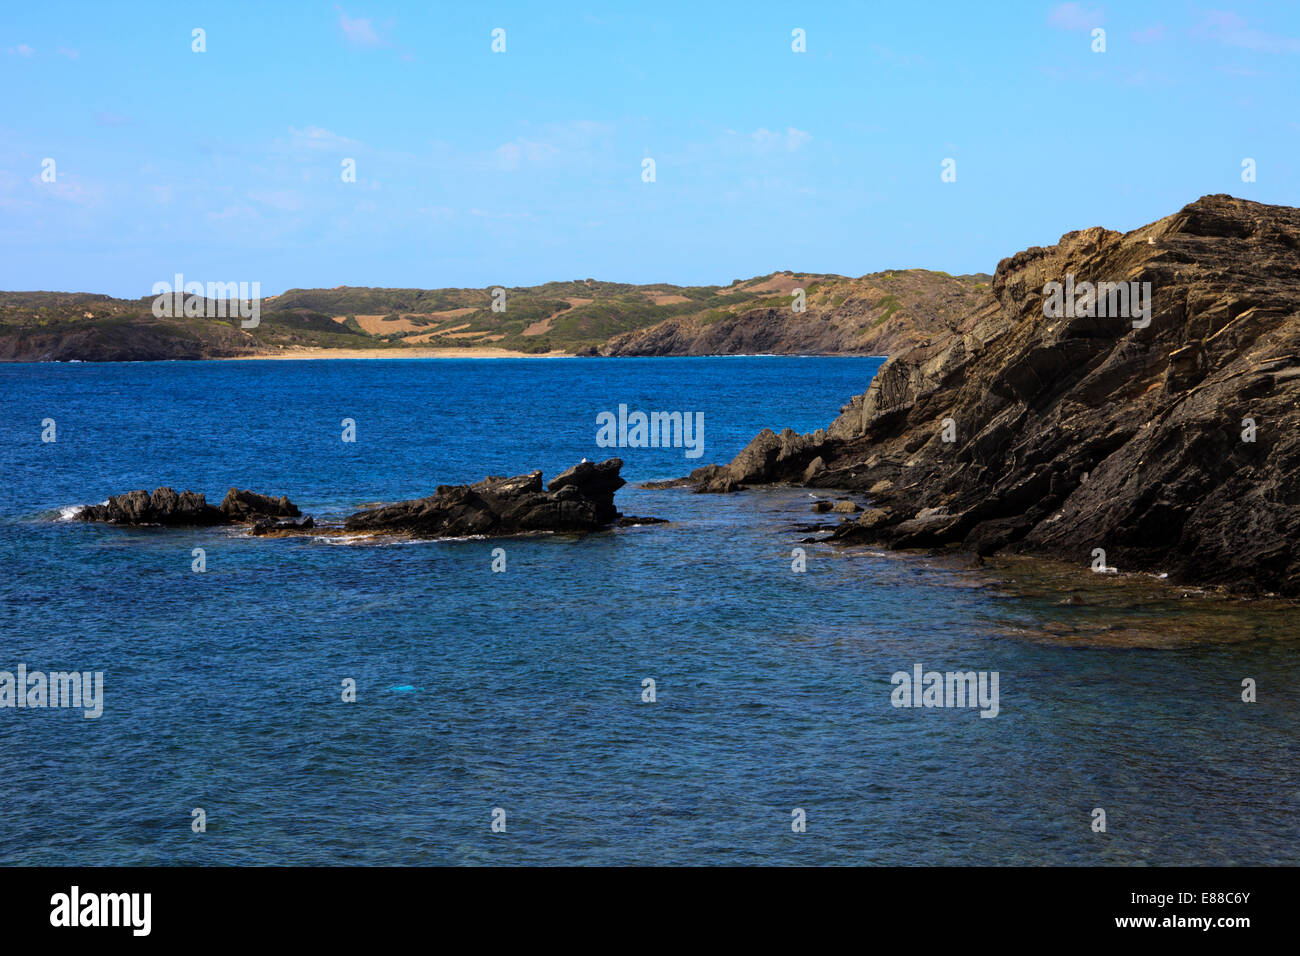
[222,346,572,360]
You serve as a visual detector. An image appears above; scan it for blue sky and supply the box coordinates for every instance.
[2,1,1298,297]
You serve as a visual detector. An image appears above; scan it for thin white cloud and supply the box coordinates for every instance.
[490,121,612,171]
[248,189,307,212]
[494,139,560,171]
[28,173,102,206]
[1048,3,1104,30]
[6,44,35,56]
[748,127,812,152]
[1196,11,1300,54]
[284,125,361,151]
[335,5,382,48]
[468,208,535,221]
[207,204,257,222]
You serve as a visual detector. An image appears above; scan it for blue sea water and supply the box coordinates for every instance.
[0,357,1296,866]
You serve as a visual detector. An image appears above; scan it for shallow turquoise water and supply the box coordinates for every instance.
[0,357,1296,865]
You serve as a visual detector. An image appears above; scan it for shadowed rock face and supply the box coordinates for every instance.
[219,488,300,522]
[78,488,226,526]
[679,195,1300,596]
[77,487,303,527]
[600,270,993,357]
[342,458,628,536]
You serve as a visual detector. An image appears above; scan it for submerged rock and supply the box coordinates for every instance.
[342,458,635,537]
[248,515,315,536]
[617,515,669,527]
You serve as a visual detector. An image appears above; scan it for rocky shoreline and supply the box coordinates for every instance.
[663,195,1300,598]
[73,458,656,538]
[63,196,1298,596]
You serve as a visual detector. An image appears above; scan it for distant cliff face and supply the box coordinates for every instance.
[600,270,992,356]
[686,195,1300,596]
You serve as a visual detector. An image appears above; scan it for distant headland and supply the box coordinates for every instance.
[0,270,987,362]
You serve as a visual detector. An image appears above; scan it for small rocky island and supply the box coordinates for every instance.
[343,458,649,536]
[73,458,655,538]
[77,487,311,534]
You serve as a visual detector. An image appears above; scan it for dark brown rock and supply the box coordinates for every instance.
[78,486,306,528]
[77,487,226,526]
[343,458,634,537]
[249,515,315,536]
[689,195,1300,596]
[219,488,301,522]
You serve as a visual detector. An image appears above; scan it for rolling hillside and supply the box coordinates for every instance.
[0,271,991,361]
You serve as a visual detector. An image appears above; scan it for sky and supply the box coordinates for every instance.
[1,1,1298,297]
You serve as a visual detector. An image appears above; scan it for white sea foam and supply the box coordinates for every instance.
[57,502,103,521]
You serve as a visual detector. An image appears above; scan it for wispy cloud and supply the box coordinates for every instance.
[869,44,928,68]
[206,203,257,222]
[28,173,103,206]
[1048,3,1104,30]
[284,125,361,152]
[749,127,812,152]
[491,121,612,171]
[57,47,79,59]
[468,208,535,221]
[5,44,34,56]
[1131,25,1165,44]
[494,139,559,171]
[1195,11,1300,53]
[247,189,307,212]
[335,5,382,49]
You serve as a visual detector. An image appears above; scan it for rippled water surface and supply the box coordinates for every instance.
[0,357,1296,865]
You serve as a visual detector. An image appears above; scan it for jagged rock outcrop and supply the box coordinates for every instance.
[77,486,305,527]
[71,462,648,539]
[219,488,301,522]
[343,458,631,536]
[679,195,1300,596]
[658,427,830,492]
[77,488,226,526]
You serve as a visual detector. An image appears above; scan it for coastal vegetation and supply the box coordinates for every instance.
[0,270,989,361]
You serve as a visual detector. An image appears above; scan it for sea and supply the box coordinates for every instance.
[0,356,1296,865]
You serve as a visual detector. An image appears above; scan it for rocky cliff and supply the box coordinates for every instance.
[599,270,991,356]
[677,195,1300,596]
